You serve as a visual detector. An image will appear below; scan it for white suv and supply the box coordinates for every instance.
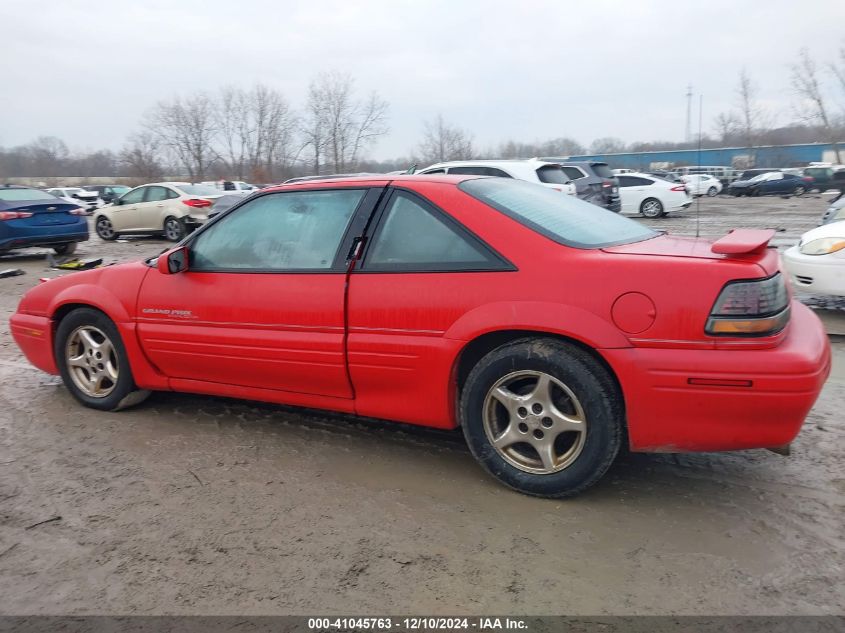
[416,159,577,195]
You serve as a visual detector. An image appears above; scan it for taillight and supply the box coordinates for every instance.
[602,182,612,188]
[670,185,686,192]
[0,211,34,220]
[182,198,211,208]
[705,274,790,336]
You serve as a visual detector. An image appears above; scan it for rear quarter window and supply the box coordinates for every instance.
[535,165,570,185]
[591,163,615,179]
[460,178,657,249]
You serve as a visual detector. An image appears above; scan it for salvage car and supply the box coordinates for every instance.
[783,223,845,296]
[94,182,222,242]
[416,160,577,196]
[83,184,131,204]
[682,174,722,197]
[729,171,811,197]
[46,186,101,213]
[0,184,89,255]
[541,159,621,212]
[10,175,831,497]
[617,173,692,217]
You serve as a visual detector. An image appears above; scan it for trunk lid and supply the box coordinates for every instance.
[12,201,82,226]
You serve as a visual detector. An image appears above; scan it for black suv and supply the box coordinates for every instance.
[539,159,621,212]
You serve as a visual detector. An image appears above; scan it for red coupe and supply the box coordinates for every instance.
[10,175,831,497]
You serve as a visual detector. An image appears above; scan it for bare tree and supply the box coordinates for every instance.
[147,94,217,181]
[120,131,165,181]
[735,69,772,154]
[792,48,841,163]
[26,136,69,176]
[713,111,739,144]
[589,137,627,154]
[302,72,389,174]
[417,114,474,164]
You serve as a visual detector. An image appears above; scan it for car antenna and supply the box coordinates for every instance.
[696,93,703,239]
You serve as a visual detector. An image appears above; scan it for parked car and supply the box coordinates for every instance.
[83,184,132,204]
[647,170,683,183]
[93,182,223,242]
[783,223,845,296]
[682,174,723,197]
[803,166,844,192]
[616,173,692,217]
[416,160,577,196]
[539,159,621,211]
[0,184,89,255]
[10,175,830,498]
[200,180,260,193]
[45,187,101,213]
[821,195,845,225]
[208,194,248,220]
[729,172,811,197]
[733,168,781,183]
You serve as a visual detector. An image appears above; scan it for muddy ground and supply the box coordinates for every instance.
[0,193,842,615]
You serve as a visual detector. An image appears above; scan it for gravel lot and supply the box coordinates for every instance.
[0,193,842,615]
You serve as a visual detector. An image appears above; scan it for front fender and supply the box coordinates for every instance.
[443,301,632,349]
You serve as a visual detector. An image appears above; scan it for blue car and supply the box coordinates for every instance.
[728,171,811,197]
[0,185,89,255]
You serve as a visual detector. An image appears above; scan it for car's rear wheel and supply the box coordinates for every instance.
[53,242,77,255]
[460,338,623,498]
[164,216,184,241]
[54,308,150,411]
[640,197,664,218]
[707,187,718,197]
[794,185,806,196]
[95,216,117,241]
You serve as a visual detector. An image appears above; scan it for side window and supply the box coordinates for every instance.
[421,168,446,174]
[629,176,653,186]
[448,166,512,178]
[121,187,146,204]
[166,188,180,199]
[617,176,635,187]
[363,191,504,271]
[144,186,170,202]
[190,189,365,271]
[561,167,585,180]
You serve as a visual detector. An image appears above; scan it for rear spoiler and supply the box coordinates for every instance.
[711,229,775,255]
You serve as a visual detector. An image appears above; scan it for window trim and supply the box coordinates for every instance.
[182,186,382,275]
[356,187,515,274]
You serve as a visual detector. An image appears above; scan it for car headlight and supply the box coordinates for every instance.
[799,237,845,255]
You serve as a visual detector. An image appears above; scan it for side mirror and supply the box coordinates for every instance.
[157,246,189,274]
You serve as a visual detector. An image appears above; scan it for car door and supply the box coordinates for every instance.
[134,185,174,230]
[136,186,382,400]
[110,186,147,230]
[346,187,513,427]
[617,175,648,212]
[763,172,784,194]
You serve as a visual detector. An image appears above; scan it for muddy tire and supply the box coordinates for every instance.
[53,242,77,255]
[460,338,623,498]
[54,307,150,411]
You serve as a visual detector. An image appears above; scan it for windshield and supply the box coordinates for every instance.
[0,188,61,201]
[175,184,221,196]
[459,178,657,249]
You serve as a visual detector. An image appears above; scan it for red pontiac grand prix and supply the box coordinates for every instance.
[10,175,831,497]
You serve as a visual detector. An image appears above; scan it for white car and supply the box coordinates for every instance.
[416,159,577,195]
[200,180,260,193]
[782,222,845,296]
[681,174,722,197]
[46,187,101,213]
[616,172,692,218]
[94,182,223,242]
[821,195,845,225]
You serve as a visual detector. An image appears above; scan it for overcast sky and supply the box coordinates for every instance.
[2,0,843,159]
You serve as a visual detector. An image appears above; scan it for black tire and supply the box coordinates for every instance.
[640,197,664,218]
[460,338,623,498]
[54,308,149,411]
[751,188,761,197]
[163,216,184,241]
[53,242,77,255]
[707,187,718,197]
[95,216,117,241]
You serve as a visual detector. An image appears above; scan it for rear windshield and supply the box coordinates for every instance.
[459,178,657,249]
[535,165,570,185]
[176,184,221,196]
[591,163,615,179]
[0,188,59,201]
[804,168,830,178]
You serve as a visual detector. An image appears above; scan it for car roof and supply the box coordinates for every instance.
[262,174,478,193]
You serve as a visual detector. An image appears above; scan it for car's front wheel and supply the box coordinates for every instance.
[95,216,117,241]
[707,187,718,197]
[460,338,623,498]
[640,197,664,218]
[53,242,77,255]
[54,308,150,411]
[164,216,184,241]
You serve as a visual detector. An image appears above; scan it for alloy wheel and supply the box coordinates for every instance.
[96,217,115,240]
[65,325,119,398]
[482,370,587,474]
[165,218,183,241]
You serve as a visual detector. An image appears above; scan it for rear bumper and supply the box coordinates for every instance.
[0,229,88,252]
[602,301,831,452]
[10,312,58,375]
[782,245,845,296]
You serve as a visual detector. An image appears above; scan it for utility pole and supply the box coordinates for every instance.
[685,84,693,144]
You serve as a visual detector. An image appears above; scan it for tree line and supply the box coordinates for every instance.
[2,46,844,183]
